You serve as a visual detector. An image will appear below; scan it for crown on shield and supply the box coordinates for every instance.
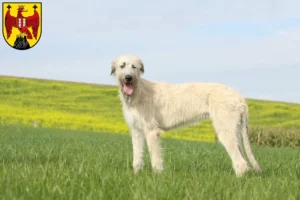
[18,5,25,9]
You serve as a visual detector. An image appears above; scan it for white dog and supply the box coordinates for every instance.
[111,55,262,176]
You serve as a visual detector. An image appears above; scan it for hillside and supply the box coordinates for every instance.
[1,76,300,142]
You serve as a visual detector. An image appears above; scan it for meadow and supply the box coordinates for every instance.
[1,76,300,199]
[0,125,299,200]
[1,76,300,146]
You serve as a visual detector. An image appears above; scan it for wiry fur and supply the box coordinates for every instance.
[111,55,262,176]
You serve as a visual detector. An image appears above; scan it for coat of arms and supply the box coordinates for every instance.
[2,2,42,50]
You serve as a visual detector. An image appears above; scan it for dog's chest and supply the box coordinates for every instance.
[122,106,145,131]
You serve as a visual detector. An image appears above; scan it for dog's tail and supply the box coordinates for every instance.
[241,113,262,173]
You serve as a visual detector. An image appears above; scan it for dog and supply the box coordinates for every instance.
[110,55,262,176]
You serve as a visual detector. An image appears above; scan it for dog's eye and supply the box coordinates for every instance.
[132,65,136,69]
[120,64,125,69]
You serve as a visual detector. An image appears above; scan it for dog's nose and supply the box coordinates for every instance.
[125,75,133,82]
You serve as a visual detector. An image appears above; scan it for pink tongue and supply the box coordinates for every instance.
[123,84,133,95]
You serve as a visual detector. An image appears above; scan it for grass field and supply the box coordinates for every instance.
[1,76,300,143]
[0,125,299,200]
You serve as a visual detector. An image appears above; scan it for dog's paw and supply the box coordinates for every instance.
[133,162,143,175]
[152,164,163,173]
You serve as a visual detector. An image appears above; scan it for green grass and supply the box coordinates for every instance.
[1,76,300,143]
[0,125,299,200]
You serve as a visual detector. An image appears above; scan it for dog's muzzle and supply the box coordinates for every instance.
[122,75,134,95]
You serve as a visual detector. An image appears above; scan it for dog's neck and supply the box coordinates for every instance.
[119,78,154,108]
[120,92,134,107]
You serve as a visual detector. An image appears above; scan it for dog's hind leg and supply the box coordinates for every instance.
[145,130,163,172]
[240,115,262,173]
[213,116,250,177]
[131,129,145,174]
[217,130,250,176]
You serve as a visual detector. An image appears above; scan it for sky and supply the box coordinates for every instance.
[1,0,300,103]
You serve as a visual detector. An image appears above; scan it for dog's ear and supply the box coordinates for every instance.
[139,60,144,74]
[111,61,116,75]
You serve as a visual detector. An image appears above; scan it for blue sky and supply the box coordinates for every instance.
[1,0,300,103]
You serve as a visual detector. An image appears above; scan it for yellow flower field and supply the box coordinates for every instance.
[1,76,300,143]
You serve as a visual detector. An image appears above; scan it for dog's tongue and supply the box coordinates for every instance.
[123,83,133,95]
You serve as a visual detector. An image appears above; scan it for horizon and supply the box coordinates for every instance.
[2,75,299,105]
[1,0,300,103]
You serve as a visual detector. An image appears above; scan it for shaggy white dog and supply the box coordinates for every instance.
[111,55,262,176]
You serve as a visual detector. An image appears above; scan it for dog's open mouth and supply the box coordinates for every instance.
[123,82,133,95]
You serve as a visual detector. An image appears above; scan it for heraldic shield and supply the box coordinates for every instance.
[2,2,42,50]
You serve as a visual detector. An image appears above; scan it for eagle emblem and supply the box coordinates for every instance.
[2,2,42,50]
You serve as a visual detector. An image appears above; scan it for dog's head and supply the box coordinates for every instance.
[111,55,144,95]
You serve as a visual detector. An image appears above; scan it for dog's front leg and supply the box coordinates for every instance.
[131,128,145,174]
[145,130,163,172]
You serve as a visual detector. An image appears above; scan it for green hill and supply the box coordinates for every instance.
[1,76,299,143]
